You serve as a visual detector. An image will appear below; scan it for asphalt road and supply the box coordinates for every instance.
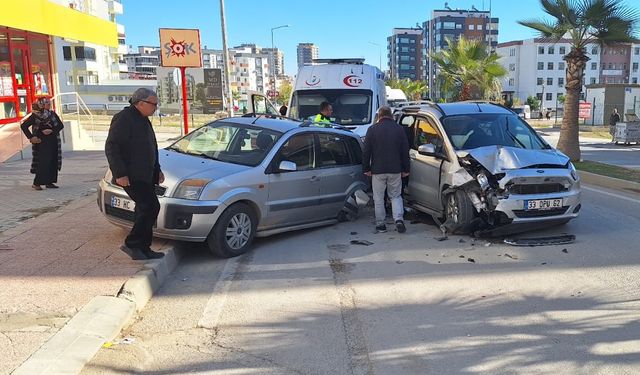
[82,183,640,375]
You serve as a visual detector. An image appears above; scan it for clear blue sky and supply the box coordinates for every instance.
[120,0,639,75]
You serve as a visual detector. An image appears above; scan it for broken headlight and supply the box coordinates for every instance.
[568,162,579,181]
[477,172,490,191]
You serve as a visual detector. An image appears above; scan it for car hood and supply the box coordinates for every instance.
[159,149,252,182]
[460,145,569,174]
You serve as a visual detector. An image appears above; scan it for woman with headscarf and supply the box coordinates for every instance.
[20,98,64,190]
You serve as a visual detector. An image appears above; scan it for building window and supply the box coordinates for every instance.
[548,62,554,70]
[546,77,553,86]
[635,47,640,55]
[509,63,516,71]
[443,22,456,29]
[510,48,515,57]
[469,24,475,30]
[538,46,544,54]
[455,24,462,29]
[537,78,544,85]
[536,93,543,100]
[477,24,483,30]
[558,77,564,86]
[559,46,566,54]
[546,93,552,101]
[74,46,96,61]
[508,78,515,86]
[608,63,613,69]
[592,47,598,55]
[558,62,565,70]
[591,62,597,70]
[633,62,638,72]
[537,62,544,70]
[548,46,554,54]
[590,77,597,84]
[63,46,72,61]
[633,78,638,84]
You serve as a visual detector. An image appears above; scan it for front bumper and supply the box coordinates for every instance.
[98,179,225,242]
[495,187,581,223]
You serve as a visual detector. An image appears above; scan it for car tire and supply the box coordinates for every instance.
[207,203,257,258]
[445,190,476,234]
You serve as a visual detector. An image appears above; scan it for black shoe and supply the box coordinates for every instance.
[375,224,387,233]
[45,184,59,188]
[120,245,147,260]
[142,248,165,259]
[396,220,406,233]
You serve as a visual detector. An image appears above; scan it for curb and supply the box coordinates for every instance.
[12,244,186,375]
[578,170,640,194]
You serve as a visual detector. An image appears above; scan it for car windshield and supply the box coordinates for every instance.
[167,122,283,167]
[442,114,549,150]
[289,89,372,125]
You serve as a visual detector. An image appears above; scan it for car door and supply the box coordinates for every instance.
[315,132,363,218]
[407,115,447,211]
[250,92,279,115]
[264,132,323,227]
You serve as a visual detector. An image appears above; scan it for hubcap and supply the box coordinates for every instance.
[446,195,459,224]
[225,213,251,250]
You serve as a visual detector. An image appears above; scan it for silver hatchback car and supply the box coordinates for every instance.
[396,102,581,235]
[98,116,367,257]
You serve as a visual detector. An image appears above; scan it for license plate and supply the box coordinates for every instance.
[525,198,562,210]
[111,196,135,212]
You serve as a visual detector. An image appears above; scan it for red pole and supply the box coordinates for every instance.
[180,67,189,134]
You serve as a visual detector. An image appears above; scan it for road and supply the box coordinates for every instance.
[82,183,640,375]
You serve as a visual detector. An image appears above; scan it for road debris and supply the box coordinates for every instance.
[504,234,576,247]
[562,248,568,253]
[350,239,373,246]
[395,260,404,264]
[504,253,519,260]
[434,236,448,241]
[467,258,475,263]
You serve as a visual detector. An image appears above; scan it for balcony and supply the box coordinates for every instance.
[601,69,623,76]
[109,1,124,15]
[117,23,125,36]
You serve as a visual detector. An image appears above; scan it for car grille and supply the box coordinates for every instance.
[513,207,569,218]
[508,183,567,195]
[105,205,135,222]
[155,185,167,196]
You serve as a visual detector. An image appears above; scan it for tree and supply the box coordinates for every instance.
[195,83,207,109]
[276,81,292,105]
[519,0,638,161]
[430,36,507,101]
[527,95,541,111]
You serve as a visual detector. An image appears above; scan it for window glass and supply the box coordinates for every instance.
[318,133,352,167]
[413,118,443,151]
[0,32,14,99]
[168,122,282,167]
[290,89,372,125]
[276,133,315,170]
[29,38,51,96]
[347,137,363,164]
[63,46,72,61]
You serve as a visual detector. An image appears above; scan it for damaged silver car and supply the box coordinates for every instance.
[398,102,581,235]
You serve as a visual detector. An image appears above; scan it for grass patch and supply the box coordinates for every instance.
[580,131,611,139]
[574,160,640,183]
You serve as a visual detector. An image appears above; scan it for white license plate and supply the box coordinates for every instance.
[111,196,135,212]
[525,198,563,210]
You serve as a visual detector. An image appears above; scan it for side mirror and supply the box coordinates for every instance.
[417,143,437,157]
[278,160,297,172]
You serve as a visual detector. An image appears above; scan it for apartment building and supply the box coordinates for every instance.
[387,28,423,80]
[297,43,318,68]
[123,46,160,79]
[424,7,499,96]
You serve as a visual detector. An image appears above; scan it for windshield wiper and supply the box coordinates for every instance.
[505,117,527,148]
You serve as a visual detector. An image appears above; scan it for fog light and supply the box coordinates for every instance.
[573,204,581,213]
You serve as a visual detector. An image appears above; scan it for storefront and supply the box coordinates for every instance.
[0,28,54,125]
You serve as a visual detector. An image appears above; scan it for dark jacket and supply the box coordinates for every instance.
[362,117,410,174]
[609,112,621,126]
[105,105,160,184]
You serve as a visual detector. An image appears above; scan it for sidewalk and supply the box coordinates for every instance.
[0,151,171,374]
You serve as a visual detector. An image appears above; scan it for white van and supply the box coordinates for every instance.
[288,58,386,137]
[386,87,408,108]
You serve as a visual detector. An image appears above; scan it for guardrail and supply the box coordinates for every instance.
[51,92,96,142]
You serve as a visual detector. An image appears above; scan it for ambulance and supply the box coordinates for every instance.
[288,58,387,138]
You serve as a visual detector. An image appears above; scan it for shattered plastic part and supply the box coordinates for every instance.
[464,145,569,174]
[451,166,474,186]
[503,234,576,247]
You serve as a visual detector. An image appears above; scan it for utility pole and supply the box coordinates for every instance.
[219,0,234,116]
[270,25,290,93]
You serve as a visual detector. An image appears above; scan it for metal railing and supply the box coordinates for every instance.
[51,92,96,141]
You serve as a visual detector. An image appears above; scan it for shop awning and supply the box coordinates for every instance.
[0,0,118,47]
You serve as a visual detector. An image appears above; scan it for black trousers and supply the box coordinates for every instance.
[123,181,160,250]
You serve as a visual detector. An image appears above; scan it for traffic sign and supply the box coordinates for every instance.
[579,101,592,119]
[267,90,279,98]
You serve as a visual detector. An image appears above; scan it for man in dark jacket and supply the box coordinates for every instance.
[363,106,410,233]
[105,88,165,260]
[609,108,621,142]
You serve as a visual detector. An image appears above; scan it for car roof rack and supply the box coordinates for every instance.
[239,113,302,124]
[458,100,514,113]
[397,101,445,116]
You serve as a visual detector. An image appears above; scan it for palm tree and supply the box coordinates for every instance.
[386,78,428,100]
[519,0,637,161]
[430,36,507,101]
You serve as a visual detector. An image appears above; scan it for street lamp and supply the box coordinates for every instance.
[369,41,382,71]
[270,24,290,92]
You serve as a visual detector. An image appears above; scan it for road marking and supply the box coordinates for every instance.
[582,185,640,205]
[198,256,242,329]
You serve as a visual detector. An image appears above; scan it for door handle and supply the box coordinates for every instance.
[310,176,320,182]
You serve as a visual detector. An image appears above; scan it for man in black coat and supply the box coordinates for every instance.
[363,106,410,233]
[105,88,165,260]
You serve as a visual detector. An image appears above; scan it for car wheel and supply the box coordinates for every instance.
[207,203,257,258]
[445,190,476,234]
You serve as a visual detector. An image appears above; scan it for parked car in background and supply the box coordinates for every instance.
[98,115,367,257]
[396,101,581,235]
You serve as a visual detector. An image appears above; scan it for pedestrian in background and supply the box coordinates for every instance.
[105,88,165,260]
[609,107,621,142]
[363,106,410,233]
[279,104,287,116]
[20,97,64,190]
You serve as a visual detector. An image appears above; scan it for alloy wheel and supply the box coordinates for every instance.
[225,213,252,250]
